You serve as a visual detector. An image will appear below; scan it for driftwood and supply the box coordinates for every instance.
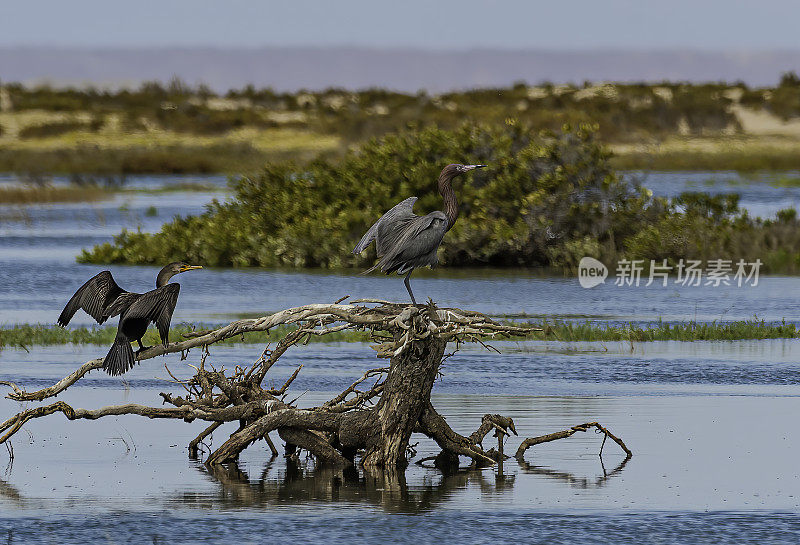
[0,300,630,471]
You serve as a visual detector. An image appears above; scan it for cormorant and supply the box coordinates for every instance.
[58,262,202,375]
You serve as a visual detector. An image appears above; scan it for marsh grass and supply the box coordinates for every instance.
[1,78,796,174]
[0,128,340,175]
[610,137,800,171]
[771,176,800,187]
[526,318,798,342]
[0,185,113,204]
[0,180,227,205]
[0,144,271,175]
[0,323,372,350]
[122,181,223,194]
[1,319,795,350]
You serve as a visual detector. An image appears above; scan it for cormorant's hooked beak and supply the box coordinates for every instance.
[180,265,203,272]
[463,164,487,171]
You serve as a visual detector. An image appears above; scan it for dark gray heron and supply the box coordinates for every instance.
[58,262,202,375]
[353,163,486,304]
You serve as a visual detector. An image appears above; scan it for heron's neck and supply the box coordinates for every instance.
[156,268,174,288]
[438,172,459,231]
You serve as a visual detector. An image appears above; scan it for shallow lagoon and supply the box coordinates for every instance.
[1,173,799,543]
[1,341,799,543]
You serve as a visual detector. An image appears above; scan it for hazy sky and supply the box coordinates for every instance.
[2,0,799,50]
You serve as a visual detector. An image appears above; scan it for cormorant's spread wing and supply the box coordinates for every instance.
[123,284,180,346]
[104,291,141,319]
[58,270,127,326]
[368,211,448,274]
[353,197,418,256]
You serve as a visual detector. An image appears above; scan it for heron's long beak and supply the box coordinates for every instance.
[464,164,487,170]
[181,265,203,272]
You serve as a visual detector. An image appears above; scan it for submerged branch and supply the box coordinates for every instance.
[514,421,633,460]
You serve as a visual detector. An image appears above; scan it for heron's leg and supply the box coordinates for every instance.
[404,270,417,305]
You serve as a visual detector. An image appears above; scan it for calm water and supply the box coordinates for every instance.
[1,342,799,543]
[631,170,800,219]
[1,172,799,543]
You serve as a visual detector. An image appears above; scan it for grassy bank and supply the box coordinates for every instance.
[1,319,795,350]
[0,323,372,350]
[3,76,800,174]
[610,136,800,171]
[0,180,227,205]
[7,135,800,175]
[0,185,113,204]
[533,318,798,342]
[0,128,340,175]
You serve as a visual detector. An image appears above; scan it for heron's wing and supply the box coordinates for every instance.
[353,197,418,255]
[58,270,128,326]
[121,284,180,346]
[368,211,448,274]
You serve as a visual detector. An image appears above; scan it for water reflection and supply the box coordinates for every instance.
[179,453,631,513]
[181,458,519,513]
[518,455,631,489]
[0,478,25,507]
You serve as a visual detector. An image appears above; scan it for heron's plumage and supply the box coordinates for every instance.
[353,163,486,304]
[353,196,418,256]
[365,210,448,275]
[103,291,142,320]
[103,283,180,375]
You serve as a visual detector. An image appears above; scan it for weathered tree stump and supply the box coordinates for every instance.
[0,300,631,472]
[362,335,446,468]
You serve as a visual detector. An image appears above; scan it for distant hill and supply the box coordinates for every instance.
[1,47,799,92]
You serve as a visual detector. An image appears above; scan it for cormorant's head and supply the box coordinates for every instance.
[157,262,203,287]
[168,262,203,275]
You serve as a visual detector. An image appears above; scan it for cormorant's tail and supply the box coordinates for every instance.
[103,334,135,376]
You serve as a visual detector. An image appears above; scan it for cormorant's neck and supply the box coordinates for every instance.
[156,267,175,288]
[438,171,459,231]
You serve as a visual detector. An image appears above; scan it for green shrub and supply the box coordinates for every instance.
[624,194,800,273]
[79,122,666,269]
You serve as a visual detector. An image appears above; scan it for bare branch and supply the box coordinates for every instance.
[1,300,616,475]
[4,358,103,402]
[514,422,633,460]
[417,402,502,466]
[188,421,222,458]
[268,365,303,396]
[322,367,388,408]
[0,399,283,444]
